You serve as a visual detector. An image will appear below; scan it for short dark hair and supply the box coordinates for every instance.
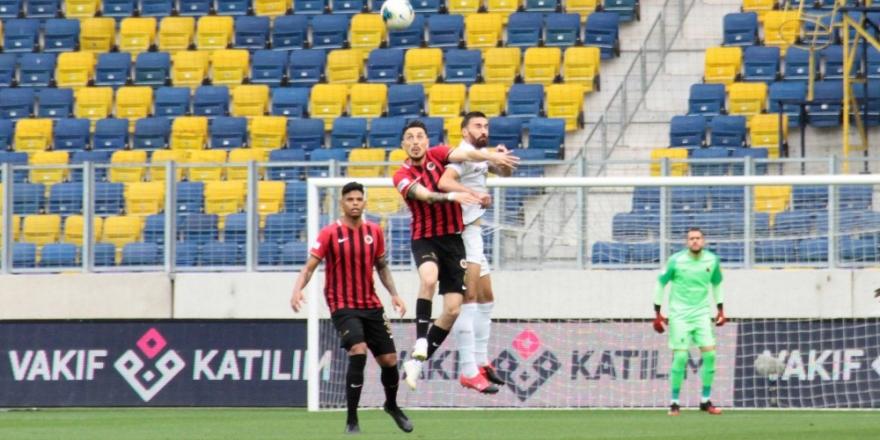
[461,111,488,129]
[401,120,428,141]
[687,227,704,236]
[342,181,364,196]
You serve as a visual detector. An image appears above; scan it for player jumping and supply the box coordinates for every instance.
[290,182,413,434]
[653,227,725,416]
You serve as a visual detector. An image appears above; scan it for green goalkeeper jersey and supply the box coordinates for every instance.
[654,249,723,321]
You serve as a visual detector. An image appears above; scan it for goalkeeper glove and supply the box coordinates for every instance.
[652,312,667,334]
[715,306,726,327]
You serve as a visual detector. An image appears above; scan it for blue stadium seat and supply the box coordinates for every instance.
[591,241,630,264]
[507,12,544,49]
[708,115,747,148]
[489,117,523,148]
[689,147,730,176]
[768,81,807,127]
[603,0,640,22]
[840,235,878,263]
[839,185,873,211]
[331,0,365,14]
[175,241,199,267]
[368,117,406,149]
[822,45,861,81]
[216,0,251,14]
[852,80,880,126]
[210,116,247,149]
[48,182,83,215]
[279,241,308,265]
[144,214,165,245]
[694,210,742,238]
[773,211,815,237]
[133,117,172,149]
[868,46,880,80]
[309,148,347,177]
[179,0,212,15]
[544,13,581,47]
[584,13,620,58]
[0,150,28,182]
[288,49,327,87]
[40,243,79,268]
[0,54,16,88]
[631,187,659,213]
[93,243,117,267]
[18,54,57,88]
[798,238,829,263]
[179,214,219,245]
[742,46,780,84]
[722,12,759,46]
[611,212,657,240]
[294,0,325,14]
[222,213,248,245]
[427,14,464,49]
[283,181,307,213]
[388,14,425,49]
[95,183,126,215]
[0,121,13,150]
[25,0,59,18]
[37,88,74,119]
[687,83,726,118]
[670,186,709,213]
[0,0,23,18]
[416,117,443,146]
[409,0,440,14]
[13,183,45,214]
[135,52,172,88]
[806,81,843,127]
[507,84,544,121]
[527,118,565,158]
[367,48,405,84]
[54,118,91,151]
[70,150,113,182]
[669,115,706,148]
[265,212,306,243]
[524,0,557,12]
[782,47,818,82]
[235,16,271,50]
[803,12,838,46]
[730,147,769,175]
[177,181,205,214]
[310,15,350,50]
[287,118,325,151]
[93,119,130,151]
[267,148,307,181]
[0,88,35,120]
[104,0,137,18]
[271,88,310,118]
[258,242,282,265]
[44,19,81,53]
[3,19,40,53]
[388,84,425,118]
[95,53,133,88]
[139,0,174,17]
[792,185,829,211]
[272,15,308,50]
[443,49,481,85]
[155,87,192,117]
[712,242,744,263]
[511,148,545,162]
[330,118,368,149]
[122,242,163,266]
[193,86,230,117]
[251,50,289,87]
[13,243,37,269]
[629,242,660,264]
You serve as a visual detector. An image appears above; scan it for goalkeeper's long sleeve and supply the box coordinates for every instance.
[711,283,724,306]
[653,281,667,308]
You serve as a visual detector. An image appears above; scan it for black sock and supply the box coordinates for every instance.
[380,365,399,408]
[346,354,367,424]
[416,299,432,339]
[426,325,450,359]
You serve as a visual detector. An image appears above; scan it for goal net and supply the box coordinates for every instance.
[305,174,880,411]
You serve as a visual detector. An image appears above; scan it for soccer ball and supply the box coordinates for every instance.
[754,352,786,377]
[380,0,415,31]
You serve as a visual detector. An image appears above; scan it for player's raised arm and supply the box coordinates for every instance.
[405,181,483,206]
[290,255,321,313]
[448,143,520,170]
[488,145,514,177]
[438,167,491,208]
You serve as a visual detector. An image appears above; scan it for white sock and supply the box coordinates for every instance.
[454,303,479,377]
[701,396,710,404]
[474,302,494,366]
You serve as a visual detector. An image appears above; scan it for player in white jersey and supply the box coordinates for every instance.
[439,112,512,394]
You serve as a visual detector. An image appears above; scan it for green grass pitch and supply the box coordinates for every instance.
[1,408,878,440]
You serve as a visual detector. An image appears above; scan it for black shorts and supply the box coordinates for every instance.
[411,234,467,295]
[331,308,396,356]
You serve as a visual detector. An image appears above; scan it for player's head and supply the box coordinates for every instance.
[687,227,704,253]
[401,120,430,162]
[461,111,489,148]
[341,181,366,220]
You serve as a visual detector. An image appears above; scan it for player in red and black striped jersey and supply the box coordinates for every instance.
[391,120,519,391]
[290,182,412,435]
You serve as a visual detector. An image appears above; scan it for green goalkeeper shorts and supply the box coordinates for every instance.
[668,316,716,350]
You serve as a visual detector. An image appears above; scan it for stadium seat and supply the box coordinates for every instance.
[94,53,133,89]
[427,14,465,49]
[483,48,522,85]
[134,52,172,88]
[264,212,305,244]
[126,181,166,216]
[18,54,57,89]
[155,87,192,117]
[94,182,126,215]
[350,13,386,51]
[728,82,768,117]
[749,113,787,159]
[546,84,584,131]
[116,87,154,123]
[506,12,543,49]
[3,19,39,53]
[768,81,807,127]
[57,52,96,89]
[387,148,408,176]
[109,150,148,183]
[133,118,172,150]
[368,117,406,149]
[180,0,213,16]
[527,118,565,158]
[288,49,327,87]
[256,0,292,16]
[282,181,305,213]
[44,19,81,53]
[177,181,205,214]
[231,85,271,118]
[40,243,79,268]
[806,81,843,127]
[74,87,115,126]
[204,180,246,218]
[650,148,688,176]
[443,49,482,85]
[853,81,880,127]
[227,147,266,181]
[709,115,747,149]
[669,115,706,148]
[506,84,544,121]
[140,0,174,17]
[408,0,439,14]
[0,89,35,120]
[468,83,508,117]
[13,183,46,214]
[326,49,364,85]
[603,0,639,21]
[488,117,522,148]
[249,115,287,150]
[332,0,364,14]
[234,17,270,51]
[80,18,116,53]
[121,242,162,266]
[23,214,62,248]
[387,14,425,49]
[171,116,209,150]
[0,0,23,18]
[256,180,285,221]
[159,17,196,53]
[447,0,480,15]
[416,117,444,146]
[591,241,630,264]
[267,148,307,181]
[330,117,368,149]
[30,151,70,185]
[287,118,325,150]
[465,13,503,51]
[93,119,130,151]
[53,119,90,151]
[730,147,769,175]
[742,0,775,21]
[404,48,444,89]
[742,46,780,84]
[172,51,211,89]
[143,214,165,245]
[101,216,145,259]
[0,54,16,88]
[25,0,60,19]
[187,149,228,182]
[365,48,405,84]
[689,148,730,176]
[271,87,309,118]
[119,18,157,57]
[309,148,347,177]
[210,116,248,149]
[250,50,289,88]
[346,148,386,177]
[0,151,29,183]
[763,10,800,54]
[584,12,620,59]
[35,90,72,121]
[562,47,601,92]
[792,185,829,211]
[48,182,83,215]
[868,46,880,80]
[150,149,188,181]
[544,13,581,47]
[754,185,791,215]
[311,15,350,50]
[723,12,759,46]
[822,45,861,81]
[192,86,230,118]
[782,47,818,83]
[174,241,199,266]
[704,46,742,85]
[387,84,425,118]
[309,84,349,130]
[222,213,248,245]
[524,47,562,85]
[487,0,524,23]
[70,150,112,182]
[14,119,53,154]
[271,15,308,50]
[350,84,388,119]
[427,84,467,118]
[211,50,250,88]
[65,0,100,19]
[366,187,402,215]
[196,16,234,51]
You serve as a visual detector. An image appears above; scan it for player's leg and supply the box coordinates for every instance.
[475,259,503,385]
[454,223,482,388]
[430,233,469,355]
[696,319,721,415]
[667,318,690,416]
[410,238,440,361]
[331,312,368,433]
[365,310,414,433]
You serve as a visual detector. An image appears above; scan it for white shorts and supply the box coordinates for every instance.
[461,223,490,278]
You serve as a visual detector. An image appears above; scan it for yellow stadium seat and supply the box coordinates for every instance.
[249,115,287,150]
[428,84,466,118]
[468,83,507,117]
[80,18,116,53]
[763,10,801,54]
[350,84,387,119]
[149,149,188,181]
[125,182,166,216]
[231,84,270,118]
[310,84,349,130]
[211,49,250,87]
[63,215,103,247]
[254,0,291,17]
[387,149,408,176]
[227,148,268,181]
[110,150,148,183]
[566,0,600,22]
[483,47,521,85]
[0,215,23,243]
[172,50,211,89]
[563,47,601,92]
[445,117,464,146]
[347,148,386,177]
[23,215,62,248]
[75,87,114,122]
[404,48,443,88]
[116,86,154,121]
[524,47,561,86]
[29,151,69,185]
[101,216,144,259]
[447,0,481,16]
[326,49,364,85]
[56,51,96,89]
[119,18,158,57]
[742,0,776,22]
[750,114,788,159]
[754,186,791,215]
[14,119,53,154]
[728,82,768,117]
[486,0,521,24]
[196,16,234,51]
[367,187,402,215]
[257,180,285,221]
[350,14,386,51]
[649,148,689,177]
[65,0,100,19]
[546,84,585,131]
[171,116,209,150]
[704,46,742,86]
[187,150,228,182]
[205,180,246,217]
[465,13,503,51]
[158,17,196,53]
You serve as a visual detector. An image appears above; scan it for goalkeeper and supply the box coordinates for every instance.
[653,227,725,416]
